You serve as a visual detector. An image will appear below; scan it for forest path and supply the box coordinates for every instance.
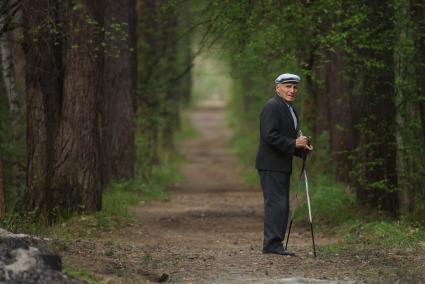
[61,106,424,283]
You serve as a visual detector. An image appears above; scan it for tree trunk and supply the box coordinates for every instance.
[411,1,425,146]
[409,0,425,213]
[177,1,193,104]
[0,158,5,216]
[355,0,399,215]
[24,0,63,219]
[50,0,103,211]
[325,49,354,183]
[0,4,20,131]
[101,0,136,186]
[24,0,103,220]
[137,0,161,168]
[161,6,179,149]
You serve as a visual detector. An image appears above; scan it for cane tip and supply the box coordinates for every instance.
[308,251,317,257]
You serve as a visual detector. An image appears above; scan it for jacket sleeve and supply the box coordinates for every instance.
[259,102,296,155]
[294,148,304,158]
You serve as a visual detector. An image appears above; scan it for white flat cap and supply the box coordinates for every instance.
[275,73,301,84]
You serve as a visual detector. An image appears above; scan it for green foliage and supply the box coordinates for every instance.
[291,174,425,252]
[63,266,102,284]
[101,180,141,218]
[294,175,357,226]
[227,109,258,187]
[323,219,425,254]
[0,138,182,236]
[175,110,199,143]
[346,220,425,249]
[194,0,425,216]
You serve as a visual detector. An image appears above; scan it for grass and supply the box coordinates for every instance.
[288,174,425,253]
[0,154,183,239]
[63,266,103,284]
[227,110,260,187]
[293,174,358,227]
[175,109,200,143]
[141,254,163,269]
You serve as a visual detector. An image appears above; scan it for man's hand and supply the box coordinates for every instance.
[295,136,308,148]
[296,136,314,151]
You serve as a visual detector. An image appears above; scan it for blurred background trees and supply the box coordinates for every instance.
[0,0,425,223]
[192,0,425,218]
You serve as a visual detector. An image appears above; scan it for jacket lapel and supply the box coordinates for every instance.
[273,95,297,133]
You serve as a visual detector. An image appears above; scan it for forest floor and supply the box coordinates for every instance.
[59,106,425,283]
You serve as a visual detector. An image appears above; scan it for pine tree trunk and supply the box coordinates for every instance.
[0,158,5,217]
[24,0,63,219]
[325,49,354,183]
[411,1,425,146]
[409,0,425,213]
[24,0,104,220]
[137,0,161,168]
[355,0,399,215]
[101,0,136,186]
[50,0,103,211]
[161,8,179,149]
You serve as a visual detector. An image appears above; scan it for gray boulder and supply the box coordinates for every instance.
[0,236,83,284]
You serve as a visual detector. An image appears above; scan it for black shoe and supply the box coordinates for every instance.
[262,249,296,256]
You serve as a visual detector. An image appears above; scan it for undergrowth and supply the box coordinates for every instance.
[63,266,102,284]
[0,111,196,238]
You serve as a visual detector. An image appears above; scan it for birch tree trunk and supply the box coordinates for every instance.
[0,22,20,130]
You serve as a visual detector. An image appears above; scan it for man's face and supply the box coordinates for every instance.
[276,83,298,103]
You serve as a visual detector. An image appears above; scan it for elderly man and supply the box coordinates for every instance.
[255,73,312,256]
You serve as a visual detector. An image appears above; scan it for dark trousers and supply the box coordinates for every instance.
[258,170,290,252]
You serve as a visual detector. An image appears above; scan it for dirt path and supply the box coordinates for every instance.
[61,107,425,283]
[125,107,341,283]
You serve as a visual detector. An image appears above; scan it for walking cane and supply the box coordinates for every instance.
[303,156,317,257]
[285,135,317,257]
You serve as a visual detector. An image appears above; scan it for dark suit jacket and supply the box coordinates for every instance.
[255,94,302,173]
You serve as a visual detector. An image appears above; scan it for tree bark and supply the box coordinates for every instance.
[24,0,63,219]
[101,0,136,186]
[24,0,103,220]
[325,49,354,183]
[0,158,5,217]
[355,0,399,215]
[177,1,192,104]
[411,1,425,146]
[0,3,20,131]
[407,0,425,214]
[161,5,179,149]
[137,0,161,168]
[50,0,103,211]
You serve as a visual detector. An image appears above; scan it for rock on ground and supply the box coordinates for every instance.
[0,234,82,284]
